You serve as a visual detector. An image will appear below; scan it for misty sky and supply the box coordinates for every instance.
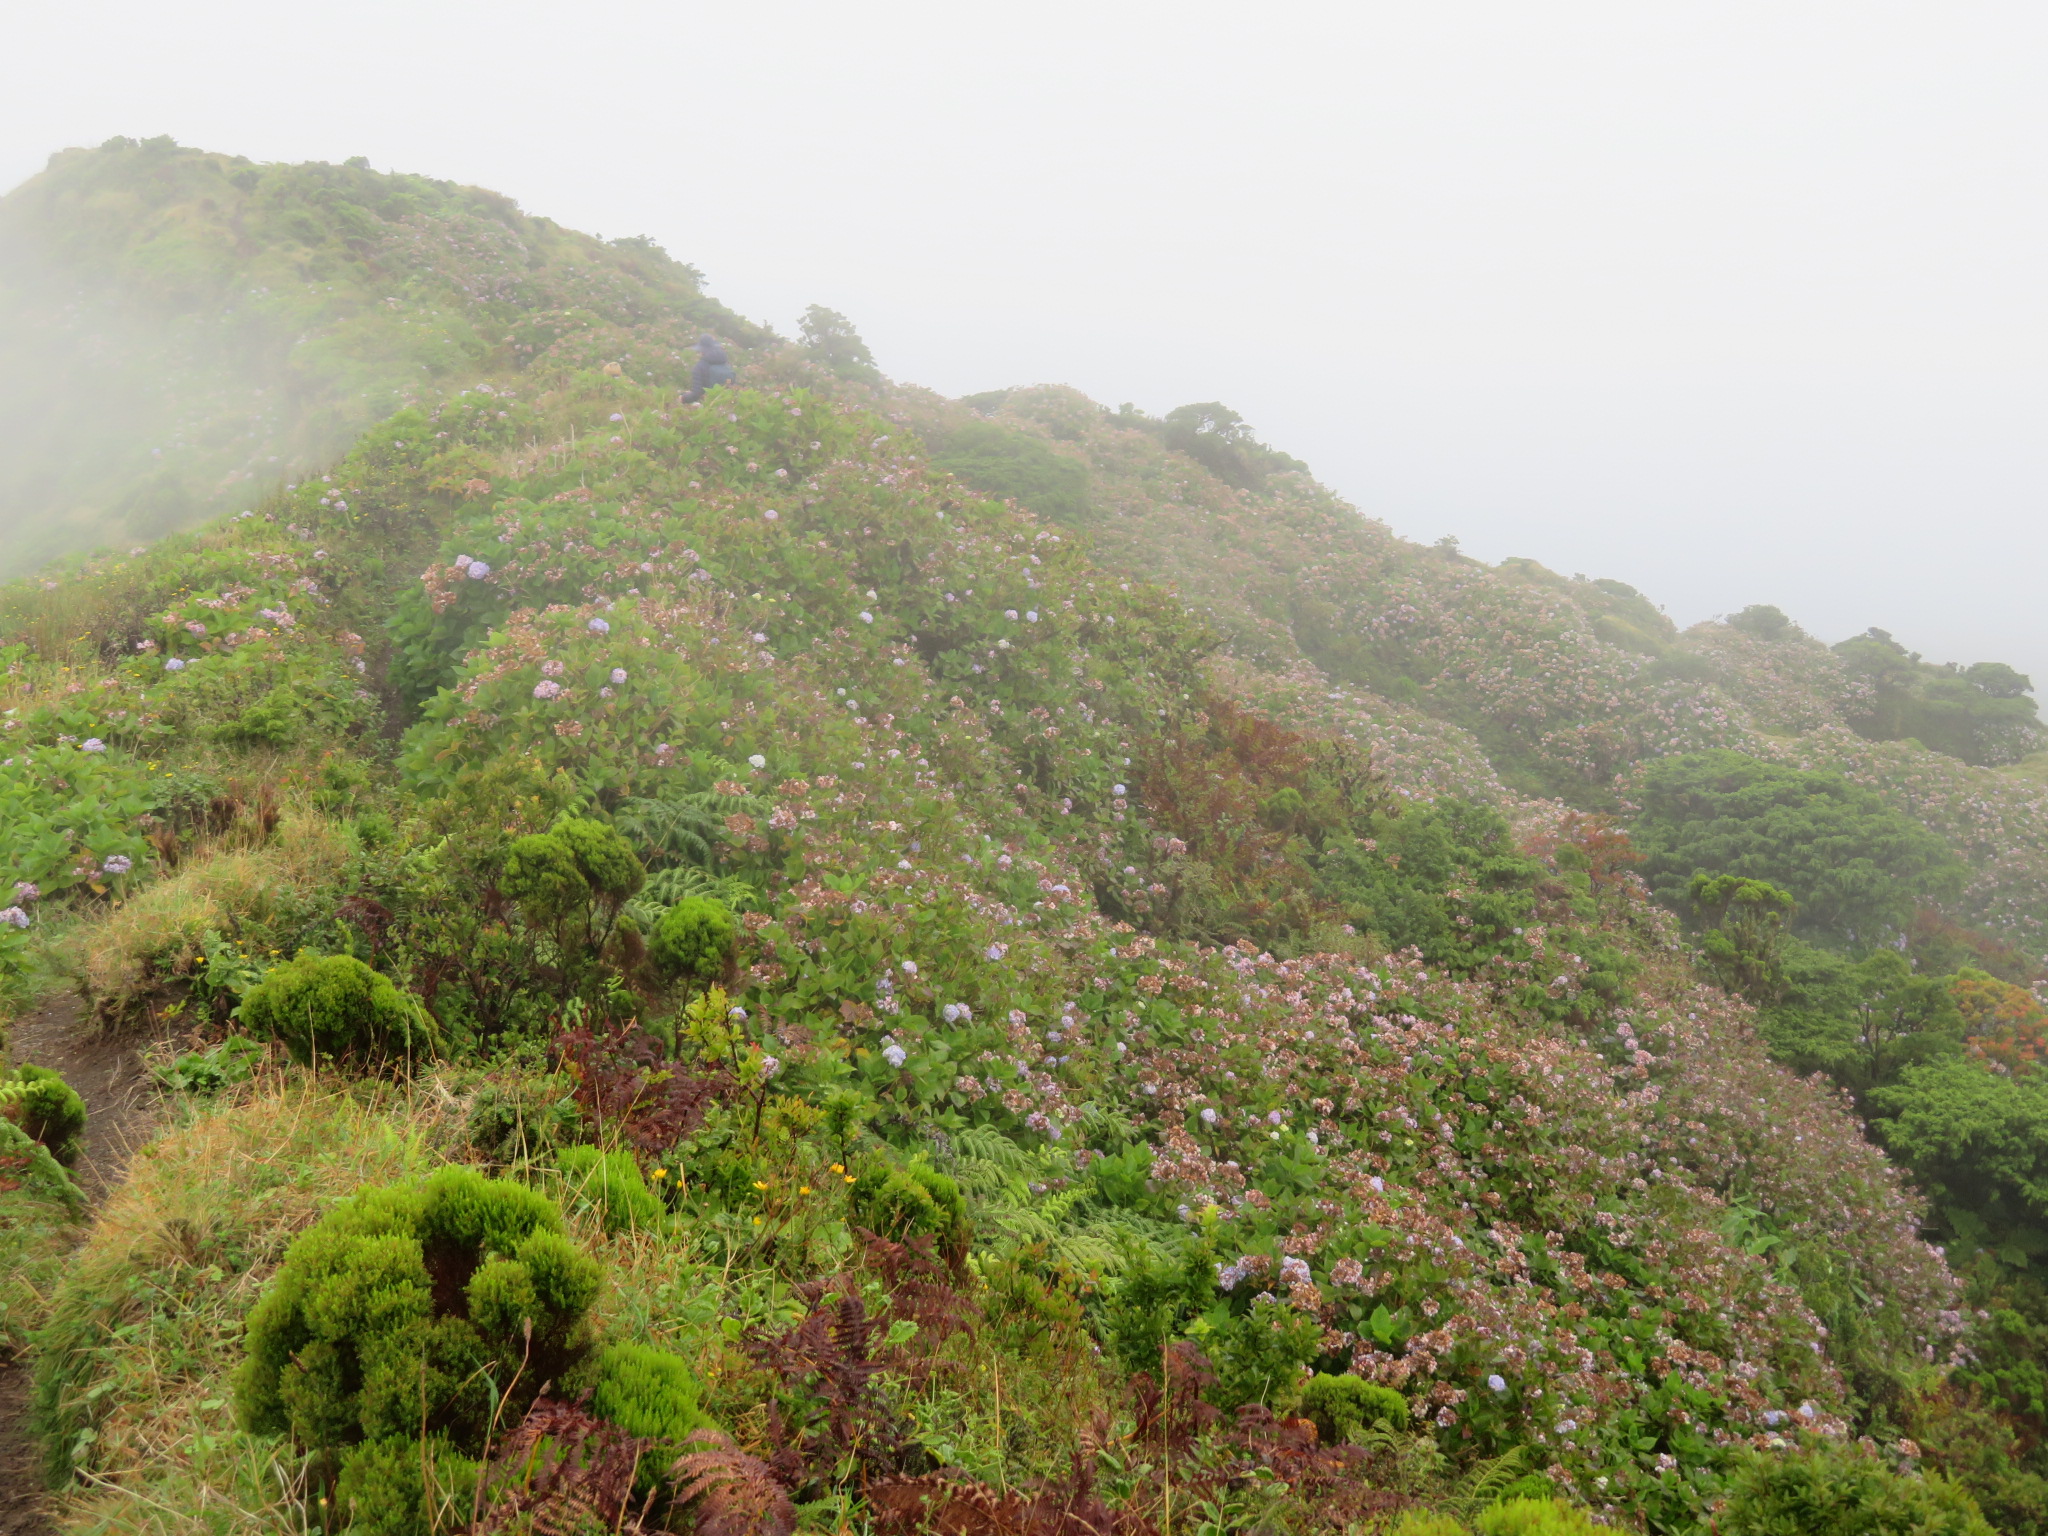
[6,1,2045,688]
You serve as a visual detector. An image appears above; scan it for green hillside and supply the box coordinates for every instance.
[0,143,2042,1536]
[0,136,762,577]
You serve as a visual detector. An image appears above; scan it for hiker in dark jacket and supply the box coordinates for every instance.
[685,334,734,403]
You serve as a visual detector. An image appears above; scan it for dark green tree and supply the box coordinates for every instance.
[1690,873,1796,1002]
[1834,629,2043,767]
[1630,750,1964,947]
[798,304,880,382]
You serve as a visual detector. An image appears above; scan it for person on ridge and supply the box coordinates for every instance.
[685,333,734,404]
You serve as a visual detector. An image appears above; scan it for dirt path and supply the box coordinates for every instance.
[0,995,160,1536]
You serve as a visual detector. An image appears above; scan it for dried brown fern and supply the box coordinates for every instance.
[471,1395,652,1535]
[1127,1341,1220,1452]
[670,1427,797,1536]
[556,1017,727,1154]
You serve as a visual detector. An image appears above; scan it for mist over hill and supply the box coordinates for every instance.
[0,135,759,577]
[2,140,2046,1535]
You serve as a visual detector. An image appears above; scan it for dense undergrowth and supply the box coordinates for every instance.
[0,143,2041,1536]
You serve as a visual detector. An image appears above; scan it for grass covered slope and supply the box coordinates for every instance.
[0,145,2038,1534]
[0,346,1986,1535]
[0,136,763,577]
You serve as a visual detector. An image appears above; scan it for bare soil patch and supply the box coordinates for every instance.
[0,994,162,1534]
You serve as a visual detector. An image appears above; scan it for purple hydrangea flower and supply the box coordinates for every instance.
[102,855,133,875]
[533,680,563,700]
[587,617,610,634]
[0,907,28,929]
[81,739,105,753]
[467,561,491,579]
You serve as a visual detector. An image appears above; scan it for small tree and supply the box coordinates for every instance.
[1690,873,1797,1003]
[500,817,645,975]
[650,896,736,990]
[798,305,880,382]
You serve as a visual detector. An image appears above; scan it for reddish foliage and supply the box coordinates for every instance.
[555,1019,728,1156]
[670,1428,797,1536]
[868,1456,1151,1536]
[1128,694,1388,944]
[1127,1341,1221,1451]
[471,1395,652,1534]
[1552,812,1643,889]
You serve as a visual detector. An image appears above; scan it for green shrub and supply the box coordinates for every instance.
[554,817,646,901]
[557,1145,664,1235]
[500,829,587,920]
[332,1435,479,1536]
[1389,1501,1625,1536]
[850,1149,970,1264]
[152,1035,264,1095]
[238,953,436,1066]
[503,818,645,926]
[589,1340,716,1500]
[1206,1294,1324,1412]
[649,896,736,988]
[1391,1515,1472,1536]
[591,1340,711,1440]
[0,1064,86,1165]
[212,686,300,749]
[1299,1372,1409,1444]
[235,1166,601,1469]
[1099,1239,1219,1375]
[1718,1438,1994,1535]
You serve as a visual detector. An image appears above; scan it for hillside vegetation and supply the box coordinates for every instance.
[0,142,2043,1536]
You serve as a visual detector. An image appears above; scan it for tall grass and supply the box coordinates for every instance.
[78,809,351,1017]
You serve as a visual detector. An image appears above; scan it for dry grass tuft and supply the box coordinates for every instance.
[77,810,351,1016]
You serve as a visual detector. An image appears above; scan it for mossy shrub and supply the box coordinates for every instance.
[235,1165,601,1483]
[239,953,436,1066]
[557,1145,664,1235]
[1716,1438,1993,1536]
[1299,1371,1409,1444]
[332,1435,479,1536]
[590,1340,713,1496]
[850,1149,970,1265]
[553,817,645,903]
[1,1064,87,1165]
[649,896,736,988]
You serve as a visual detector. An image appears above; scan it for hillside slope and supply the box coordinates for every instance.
[0,144,2040,1536]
